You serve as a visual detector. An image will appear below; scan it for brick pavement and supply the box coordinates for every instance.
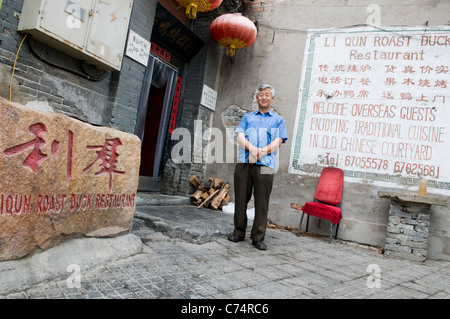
[2,220,449,300]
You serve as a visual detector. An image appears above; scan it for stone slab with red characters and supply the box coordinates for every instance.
[0,97,141,261]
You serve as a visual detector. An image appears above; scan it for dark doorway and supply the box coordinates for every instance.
[139,83,167,177]
[135,56,178,191]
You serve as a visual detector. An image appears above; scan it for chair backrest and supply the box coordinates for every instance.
[314,167,344,205]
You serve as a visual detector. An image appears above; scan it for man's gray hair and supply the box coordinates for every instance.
[255,84,275,97]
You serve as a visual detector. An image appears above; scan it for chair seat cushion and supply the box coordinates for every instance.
[301,202,342,224]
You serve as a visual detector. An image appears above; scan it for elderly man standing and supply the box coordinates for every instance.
[227,84,288,250]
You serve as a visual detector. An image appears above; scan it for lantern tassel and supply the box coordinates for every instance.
[186,3,198,19]
[226,45,236,57]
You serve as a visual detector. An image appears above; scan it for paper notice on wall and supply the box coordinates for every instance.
[289,26,450,193]
[125,30,150,66]
[201,84,218,111]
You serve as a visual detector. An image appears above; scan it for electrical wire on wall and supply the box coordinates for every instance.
[9,33,27,101]
[27,36,109,82]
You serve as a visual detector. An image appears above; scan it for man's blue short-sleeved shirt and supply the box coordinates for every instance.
[235,109,288,170]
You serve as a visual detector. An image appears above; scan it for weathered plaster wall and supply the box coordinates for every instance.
[206,0,450,260]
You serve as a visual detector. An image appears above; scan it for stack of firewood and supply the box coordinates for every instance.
[189,175,231,210]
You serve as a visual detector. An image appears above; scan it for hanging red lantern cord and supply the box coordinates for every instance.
[210,13,257,57]
[176,0,223,20]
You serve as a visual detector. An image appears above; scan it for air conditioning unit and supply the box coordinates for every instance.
[18,0,133,71]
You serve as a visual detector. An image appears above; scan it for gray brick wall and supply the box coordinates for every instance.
[0,0,156,134]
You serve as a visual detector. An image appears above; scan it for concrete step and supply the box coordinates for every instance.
[134,205,235,244]
[136,192,191,207]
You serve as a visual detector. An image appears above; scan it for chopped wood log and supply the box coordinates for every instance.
[212,178,223,189]
[189,175,201,188]
[204,178,213,190]
[197,183,207,192]
[219,194,231,209]
[190,190,203,201]
[201,192,209,200]
[197,189,220,208]
[189,175,231,210]
[211,183,231,210]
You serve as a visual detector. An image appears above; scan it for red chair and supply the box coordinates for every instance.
[297,167,344,243]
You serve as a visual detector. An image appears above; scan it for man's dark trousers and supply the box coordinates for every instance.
[233,163,274,242]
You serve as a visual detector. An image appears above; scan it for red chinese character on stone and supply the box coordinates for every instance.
[3,123,73,179]
[83,138,125,192]
[3,123,60,174]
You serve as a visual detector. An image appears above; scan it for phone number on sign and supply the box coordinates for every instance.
[342,156,440,178]
[344,156,388,170]
[394,161,440,178]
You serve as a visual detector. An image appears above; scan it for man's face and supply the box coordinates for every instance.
[256,88,274,109]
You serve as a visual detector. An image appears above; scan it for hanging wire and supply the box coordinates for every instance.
[223,0,243,14]
[9,33,28,101]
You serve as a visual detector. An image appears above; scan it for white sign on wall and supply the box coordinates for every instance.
[125,30,150,66]
[200,84,218,111]
[289,26,450,193]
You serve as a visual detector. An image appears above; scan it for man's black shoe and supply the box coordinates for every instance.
[252,240,267,250]
[227,234,245,242]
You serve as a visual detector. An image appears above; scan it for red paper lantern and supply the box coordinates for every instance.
[176,0,223,19]
[210,13,257,57]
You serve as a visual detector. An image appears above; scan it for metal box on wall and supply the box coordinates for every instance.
[18,0,133,71]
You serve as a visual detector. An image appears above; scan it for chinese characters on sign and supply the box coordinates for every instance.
[3,122,125,192]
[200,84,218,111]
[125,30,151,66]
[150,41,171,62]
[83,138,125,192]
[1,121,135,216]
[289,27,450,192]
[0,97,140,261]
[169,76,183,134]
[151,3,204,63]
[3,123,74,179]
